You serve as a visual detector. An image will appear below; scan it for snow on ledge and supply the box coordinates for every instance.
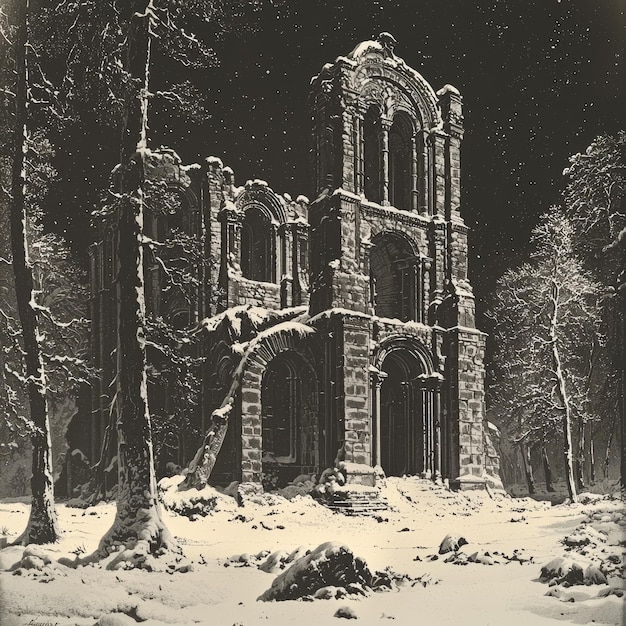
[205,156,224,169]
[437,84,461,97]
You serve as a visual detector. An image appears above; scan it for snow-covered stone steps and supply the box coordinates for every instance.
[322,491,388,516]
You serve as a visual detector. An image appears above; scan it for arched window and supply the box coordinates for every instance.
[370,232,418,321]
[262,357,296,461]
[241,207,273,282]
[363,106,381,204]
[389,113,413,210]
[261,351,319,487]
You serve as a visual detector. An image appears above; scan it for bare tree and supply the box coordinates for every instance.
[563,132,625,487]
[489,210,601,503]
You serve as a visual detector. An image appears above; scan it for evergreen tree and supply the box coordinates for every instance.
[4,0,59,544]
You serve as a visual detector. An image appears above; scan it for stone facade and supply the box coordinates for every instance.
[87,33,501,493]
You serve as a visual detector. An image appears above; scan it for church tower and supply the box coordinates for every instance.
[306,33,494,489]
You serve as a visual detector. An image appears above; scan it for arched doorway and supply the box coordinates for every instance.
[261,351,319,488]
[374,344,440,478]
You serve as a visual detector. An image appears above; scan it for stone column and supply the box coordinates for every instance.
[290,220,309,306]
[271,222,279,283]
[421,257,432,324]
[352,110,362,195]
[419,130,429,216]
[218,206,240,310]
[369,369,387,467]
[411,133,419,212]
[398,380,408,471]
[356,111,364,194]
[409,257,420,323]
[380,119,391,205]
[433,381,442,482]
[279,222,293,308]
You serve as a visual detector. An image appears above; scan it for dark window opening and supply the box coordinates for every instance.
[370,233,418,322]
[389,114,413,210]
[363,106,381,204]
[262,358,298,462]
[241,207,273,282]
[261,352,319,472]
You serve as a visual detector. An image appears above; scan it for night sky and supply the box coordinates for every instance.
[54,1,624,324]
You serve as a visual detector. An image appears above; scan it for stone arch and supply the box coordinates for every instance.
[373,333,435,376]
[371,335,440,478]
[353,63,441,129]
[236,182,288,225]
[369,230,420,321]
[238,323,318,484]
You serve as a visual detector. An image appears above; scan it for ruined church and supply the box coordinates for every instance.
[86,33,500,497]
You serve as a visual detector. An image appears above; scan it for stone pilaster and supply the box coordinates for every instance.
[240,360,263,484]
[428,218,447,301]
[439,85,464,221]
[430,130,447,217]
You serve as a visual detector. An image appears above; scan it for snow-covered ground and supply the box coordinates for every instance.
[0,478,624,625]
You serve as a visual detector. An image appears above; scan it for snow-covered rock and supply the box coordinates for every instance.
[258,542,372,601]
[540,556,585,586]
[334,605,358,619]
[438,534,469,554]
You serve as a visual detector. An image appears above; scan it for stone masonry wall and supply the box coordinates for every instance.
[340,315,372,466]
[446,328,487,488]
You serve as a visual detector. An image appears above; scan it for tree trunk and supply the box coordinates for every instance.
[541,442,555,492]
[520,443,536,495]
[184,411,229,489]
[10,0,60,545]
[618,278,626,489]
[589,426,596,484]
[87,401,116,504]
[604,411,617,480]
[90,1,181,569]
[575,421,586,491]
[549,279,578,503]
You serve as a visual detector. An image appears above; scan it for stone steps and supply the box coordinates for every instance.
[322,489,388,516]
